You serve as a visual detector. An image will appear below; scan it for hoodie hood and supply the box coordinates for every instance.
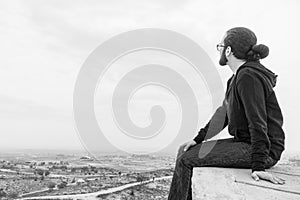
[237,61,278,88]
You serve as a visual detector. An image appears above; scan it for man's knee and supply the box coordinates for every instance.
[176,149,192,167]
[177,144,185,155]
[174,144,184,160]
[176,151,185,164]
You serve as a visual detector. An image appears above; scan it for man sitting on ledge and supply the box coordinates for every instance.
[167,27,285,200]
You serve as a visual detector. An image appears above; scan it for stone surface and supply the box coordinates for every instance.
[192,165,300,200]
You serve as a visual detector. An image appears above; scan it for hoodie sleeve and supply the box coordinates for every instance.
[193,98,228,144]
[236,71,271,172]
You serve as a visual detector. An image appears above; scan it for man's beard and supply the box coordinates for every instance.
[219,48,228,66]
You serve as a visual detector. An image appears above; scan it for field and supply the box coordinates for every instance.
[0,150,175,199]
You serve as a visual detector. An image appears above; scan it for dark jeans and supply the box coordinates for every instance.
[167,138,278,200]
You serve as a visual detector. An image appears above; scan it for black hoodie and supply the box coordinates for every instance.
[193,61,285,172]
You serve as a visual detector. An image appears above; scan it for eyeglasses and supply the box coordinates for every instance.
[216,43,225,51]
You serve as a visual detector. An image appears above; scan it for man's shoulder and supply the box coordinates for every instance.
[236,66,261,83]
[237,66,258,78]
[236,61,271,81]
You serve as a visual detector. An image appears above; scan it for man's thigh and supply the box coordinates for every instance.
[178,138,252,168]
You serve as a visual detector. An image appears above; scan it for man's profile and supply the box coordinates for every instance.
[167,27,285,200]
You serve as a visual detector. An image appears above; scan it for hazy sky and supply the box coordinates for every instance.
[0,0,299,154]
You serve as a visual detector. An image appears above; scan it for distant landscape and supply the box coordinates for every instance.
[0,149,175,199]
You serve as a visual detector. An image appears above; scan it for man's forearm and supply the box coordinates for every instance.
[193,100,228,144]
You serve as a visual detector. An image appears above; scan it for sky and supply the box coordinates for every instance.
[0,0,299,155]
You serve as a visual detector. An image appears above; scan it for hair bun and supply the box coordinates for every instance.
[252,44,269,59]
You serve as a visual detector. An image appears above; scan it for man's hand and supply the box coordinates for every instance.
[251,171,285,184]
[183,140,197,152]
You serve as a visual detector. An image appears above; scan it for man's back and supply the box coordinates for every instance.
[226,61,285,164]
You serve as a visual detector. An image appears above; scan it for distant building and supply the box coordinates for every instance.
[76,178,86,185]
[80,156,94,161]
[34,166,50,176]
[0,175,6,179]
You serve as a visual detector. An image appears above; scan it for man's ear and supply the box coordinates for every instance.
[225,46,232,57]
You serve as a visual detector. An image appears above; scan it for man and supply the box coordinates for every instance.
[167,27,285,200]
